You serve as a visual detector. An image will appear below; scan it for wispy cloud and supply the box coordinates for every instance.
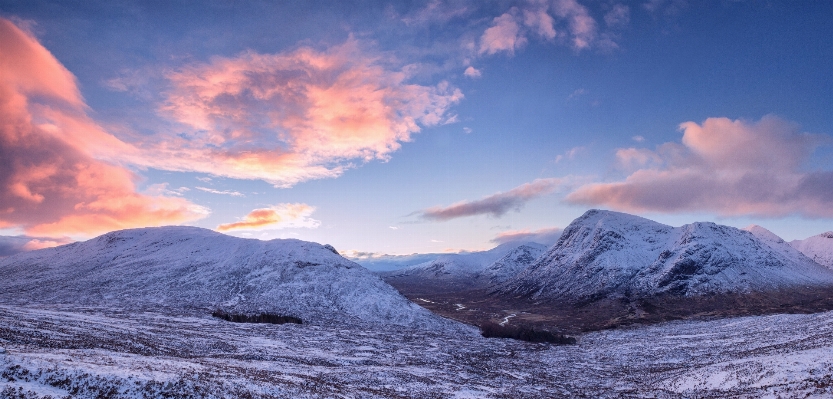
[418,178,564,221]
[0,18,208,238]
[491,227,563,246]
[399,0,471,27]
[568,115,833,217]
[217,203,320,232]
[555,146,586,163]
[195,187,245,197]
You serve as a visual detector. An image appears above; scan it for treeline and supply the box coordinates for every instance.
[480,322,576,344]
[211,310,302,325]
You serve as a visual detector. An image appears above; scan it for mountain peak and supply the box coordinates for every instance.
[500,211,833,303]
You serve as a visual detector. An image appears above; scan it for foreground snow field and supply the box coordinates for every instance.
[2,305,833,398]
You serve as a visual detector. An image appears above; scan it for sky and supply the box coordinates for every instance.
[0,0,832,257]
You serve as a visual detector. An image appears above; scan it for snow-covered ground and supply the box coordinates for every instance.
[2,304,833,398]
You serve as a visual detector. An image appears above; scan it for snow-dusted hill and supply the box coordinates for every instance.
[500,210,833,302]
[791,232,833,269]
[0,226,457,329]
[379,242,545,288]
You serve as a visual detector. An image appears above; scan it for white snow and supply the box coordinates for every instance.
[791,231,833,269]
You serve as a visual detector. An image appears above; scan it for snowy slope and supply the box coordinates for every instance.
[501,210,833,302]
[379,242,543,287]
[791,232,833,269]
[475,243,546,286]
[0,226,456,329]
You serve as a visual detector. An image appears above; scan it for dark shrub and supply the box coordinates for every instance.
[480,322,576,344]
[211,310,302,325]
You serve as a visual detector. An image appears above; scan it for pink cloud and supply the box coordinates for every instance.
[491,227,563,246]
[523,3,557,40]
[217,203,319,232]
[0,235,73,257]
[464,66,482,78]
[0,18,208,238]
[420,178,564,221]
[479,11,527,55]
[567,116,833,217]
[149,38,462,187]
[552,0,598,50]
[478,0,615,56]
[604,4,630,28]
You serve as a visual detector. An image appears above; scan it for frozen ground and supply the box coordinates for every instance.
[2,305,833,398]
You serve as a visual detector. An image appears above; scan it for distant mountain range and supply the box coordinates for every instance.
[378,242,546,291]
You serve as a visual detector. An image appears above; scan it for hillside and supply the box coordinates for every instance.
[500,210,833,303]
[0,226,458,329]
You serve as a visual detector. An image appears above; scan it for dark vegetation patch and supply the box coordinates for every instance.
[211,310,302,325]
[479,322,576,344]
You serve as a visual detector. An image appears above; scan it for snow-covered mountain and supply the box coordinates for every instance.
[0,226,456,329]
[379,242,545,288]
[790,232,833,269]
[500,210,833,303]
[475,243,547,286]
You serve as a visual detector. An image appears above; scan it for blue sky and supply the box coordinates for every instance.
[0,0,831,255]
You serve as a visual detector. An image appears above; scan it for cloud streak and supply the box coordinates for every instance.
[0,18,208,238]
[491,227,563,246]
[217,203,320,232]
[567,115,833,217]
[419,178,564,221]
[195,187,244,197]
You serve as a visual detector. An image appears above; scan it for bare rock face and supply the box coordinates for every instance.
[0,226,458,330]
[499,210,833,303]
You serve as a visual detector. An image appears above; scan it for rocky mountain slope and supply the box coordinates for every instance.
[791,232,833,269]
[0,226,456,329]
[500,210,833,303]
